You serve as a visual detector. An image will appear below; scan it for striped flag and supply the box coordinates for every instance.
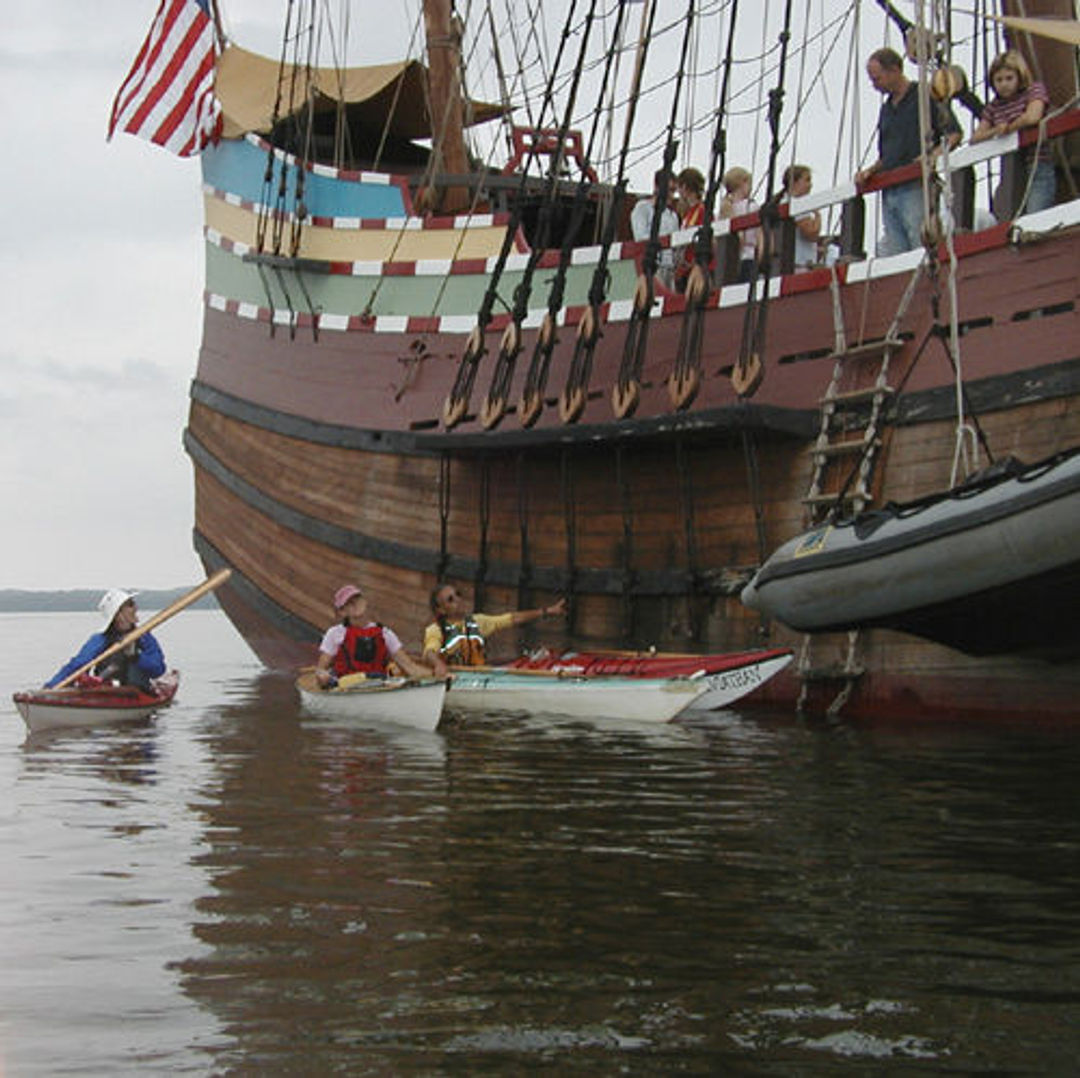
[108,0,222,157]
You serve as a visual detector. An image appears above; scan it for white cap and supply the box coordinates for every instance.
[98,588,137,631]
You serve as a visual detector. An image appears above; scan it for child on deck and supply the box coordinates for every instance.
[673,166,712,293]
[720,167,761,284]
[971,50,1054,219]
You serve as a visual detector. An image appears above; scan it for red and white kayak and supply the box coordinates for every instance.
[507,647,793,711]
[13,673,180,733]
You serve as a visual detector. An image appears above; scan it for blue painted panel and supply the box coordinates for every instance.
[201,137,408,219]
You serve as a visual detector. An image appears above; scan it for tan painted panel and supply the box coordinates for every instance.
[203,196,512,262]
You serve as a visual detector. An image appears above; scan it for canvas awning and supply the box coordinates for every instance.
[988,15,1080,47]
[214,44,505,140]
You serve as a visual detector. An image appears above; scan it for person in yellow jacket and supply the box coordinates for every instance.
[421,583,566,668]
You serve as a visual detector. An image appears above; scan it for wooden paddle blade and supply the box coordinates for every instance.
[52,568,232,690]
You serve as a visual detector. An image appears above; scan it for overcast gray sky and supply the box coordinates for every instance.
[0,2,414,590]
[1,1,915,590]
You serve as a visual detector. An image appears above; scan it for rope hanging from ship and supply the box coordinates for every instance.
[731,0,795,400]
[437,453,452,583]
[441,0,584,429]
[675,437,703,642]
[560,449,578,634]
[512,0,632,430]
[667,0,741,412]
[557,0,660,425]
[247,0,311,338]
[362,2,492,323]
[361,2,532,328]
[612,0,698,421]
[474,456,492,612]
[477,0,601,431]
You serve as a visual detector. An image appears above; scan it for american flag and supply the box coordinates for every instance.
[108,0,222,157]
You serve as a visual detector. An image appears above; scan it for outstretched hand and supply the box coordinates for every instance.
[544,597,568,619]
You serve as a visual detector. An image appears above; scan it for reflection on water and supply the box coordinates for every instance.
[2,614,1080,1073]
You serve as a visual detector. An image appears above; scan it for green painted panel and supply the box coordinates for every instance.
[204,242,640,319]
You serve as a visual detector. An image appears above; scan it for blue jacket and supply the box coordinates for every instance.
[46,631,166,689]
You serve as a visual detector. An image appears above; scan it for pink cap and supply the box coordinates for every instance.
[333,584,363,610]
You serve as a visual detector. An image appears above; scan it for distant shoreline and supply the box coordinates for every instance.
[0,589,220,613]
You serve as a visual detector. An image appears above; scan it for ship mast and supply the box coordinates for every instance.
[423,0,470,212]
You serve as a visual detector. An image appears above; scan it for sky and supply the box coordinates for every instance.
[0,0,928,590]
[0,2,414,591]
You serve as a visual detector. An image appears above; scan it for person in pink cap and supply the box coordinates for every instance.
[314,583,442,688]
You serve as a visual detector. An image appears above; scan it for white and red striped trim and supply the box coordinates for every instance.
[202,184,520,243]
[202,192,1080,335]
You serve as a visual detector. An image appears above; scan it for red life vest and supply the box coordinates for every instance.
[333,623,391,676]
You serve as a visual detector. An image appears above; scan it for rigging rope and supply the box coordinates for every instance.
[440,0,585,428]
[667,0,740,412]
[557,0,659,423]
[731,0,795,399]
[478,0,601,430]
[612,0,698,420]
[514,0,632,428]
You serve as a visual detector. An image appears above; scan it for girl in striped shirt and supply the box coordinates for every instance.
[972,50,1055,218]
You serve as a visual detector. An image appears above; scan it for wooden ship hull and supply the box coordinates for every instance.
[182,5,1080,721]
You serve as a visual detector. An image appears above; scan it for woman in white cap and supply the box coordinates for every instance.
[45,589,166,690]
[314,583,441,688]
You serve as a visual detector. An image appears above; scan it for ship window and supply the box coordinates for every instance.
[777,346,833,365]
[957,316,993,336]
[1010,300,1075,322]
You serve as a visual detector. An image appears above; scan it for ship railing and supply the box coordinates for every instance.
[701,106,1080,282]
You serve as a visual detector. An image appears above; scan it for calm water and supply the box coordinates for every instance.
[2,611,1079,1074]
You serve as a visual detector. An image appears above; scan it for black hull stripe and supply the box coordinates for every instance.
[189,379,816,454]
[184,427,722,598]
[193,531,320,643]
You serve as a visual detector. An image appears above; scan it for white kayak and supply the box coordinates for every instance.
[445,667,710,723]
[13,673,180,733]
[295,671,449,732]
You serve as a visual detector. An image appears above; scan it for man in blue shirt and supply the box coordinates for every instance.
[856,47,962,255]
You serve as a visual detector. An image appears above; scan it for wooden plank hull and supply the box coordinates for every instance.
[186,134,1080,722]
